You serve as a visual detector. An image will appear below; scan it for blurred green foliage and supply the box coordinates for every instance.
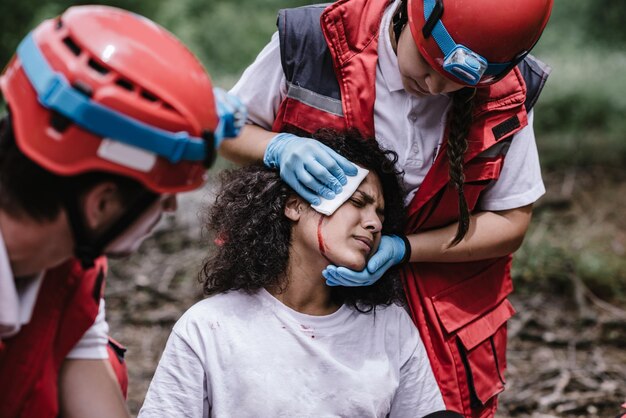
[532,0,626,168]
[515,214,626,303]
[0,0,309,84]
[154,0,310,83]
[0,1,161,66]
[581,0,626,46]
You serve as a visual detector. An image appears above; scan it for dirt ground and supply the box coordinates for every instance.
[106,167,626,417]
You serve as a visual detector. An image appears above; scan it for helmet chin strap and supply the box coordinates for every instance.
[392,0,409,48]
[62,187,158,269]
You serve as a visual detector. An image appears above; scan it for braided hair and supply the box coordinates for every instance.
[446,87,476,246]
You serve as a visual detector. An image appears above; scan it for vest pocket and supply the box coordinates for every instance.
[430,262,515,407]
[430,258,513,334]
[455,299,514,405]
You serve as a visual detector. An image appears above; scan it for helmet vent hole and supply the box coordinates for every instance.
[162,103,175,111]
[115,78,134,91]
[62,37,81,56]
[140,90,158,102]
[72,81,93,98]
[88,58,109,76]
[55,18,63,30]
[50,111,72,133]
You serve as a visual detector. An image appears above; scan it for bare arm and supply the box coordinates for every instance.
[59,359,130,418]
[218,124,275,165]
[408,204,533,263]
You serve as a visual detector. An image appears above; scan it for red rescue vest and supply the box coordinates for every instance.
[273,1,550,416]
[0,257,109,418]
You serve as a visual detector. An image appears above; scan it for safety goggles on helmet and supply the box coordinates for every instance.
[16,32,246,167]
[422,0,528,86]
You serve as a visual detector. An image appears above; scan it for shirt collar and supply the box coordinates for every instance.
[378,0,405,92]
[0,228,44,339]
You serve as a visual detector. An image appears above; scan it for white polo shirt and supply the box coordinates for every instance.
[0,229,109,359]
[230,0,545,210]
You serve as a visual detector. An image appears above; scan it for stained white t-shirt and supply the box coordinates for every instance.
[230,0,545,209]
[0,229,109,359]
[139,289,445,418]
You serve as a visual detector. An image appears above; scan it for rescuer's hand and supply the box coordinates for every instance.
[323,235,409,287]
[263,133,357,205]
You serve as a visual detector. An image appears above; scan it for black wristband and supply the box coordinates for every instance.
[398,234,412,265]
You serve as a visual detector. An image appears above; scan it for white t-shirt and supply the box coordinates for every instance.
[230,0,545,209]
[139,289,445,418]
[0,229,109,359]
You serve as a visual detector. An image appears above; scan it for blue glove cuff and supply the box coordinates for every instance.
[397,234,412,265]
[263,132,294,168]
[213,88,247,147]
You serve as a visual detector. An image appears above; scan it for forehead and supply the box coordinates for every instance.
[355,172,383,202]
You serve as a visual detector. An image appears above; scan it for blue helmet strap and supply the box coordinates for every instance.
[422,0,512,85]
[16,32,232,165]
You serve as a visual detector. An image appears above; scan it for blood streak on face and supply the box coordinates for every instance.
[317,216,327,256]
[317,214,352,268]
[316,215,337,265]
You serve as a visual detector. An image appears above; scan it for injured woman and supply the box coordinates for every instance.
[138,130,456,418]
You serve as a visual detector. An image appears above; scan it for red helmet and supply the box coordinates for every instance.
[0,6,220,193]
[406,0,553,86]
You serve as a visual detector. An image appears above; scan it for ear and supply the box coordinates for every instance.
[284,195,306,221]
[81,182,124,231]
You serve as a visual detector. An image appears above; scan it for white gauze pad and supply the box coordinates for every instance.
[311,166,369,216]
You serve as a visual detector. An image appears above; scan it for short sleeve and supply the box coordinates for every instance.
[477,110,546,211]
[389,312,445,417]
[229,31,288,130]
[138,325,208,418]
[66,298,109,360]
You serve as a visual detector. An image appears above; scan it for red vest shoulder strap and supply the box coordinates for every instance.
[274,0,386,137]
[320,0,387,137]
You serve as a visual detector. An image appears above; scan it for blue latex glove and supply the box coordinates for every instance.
[323,235,408,287]
[263,133,358,205]
[213,88,247,148]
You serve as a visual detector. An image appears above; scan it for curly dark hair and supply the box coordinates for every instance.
[201,129,407,311]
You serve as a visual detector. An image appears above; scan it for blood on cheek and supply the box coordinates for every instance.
[317,215,339,266]
[317,216,328,257]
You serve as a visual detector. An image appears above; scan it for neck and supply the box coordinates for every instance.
[0,209,74,278]
[267,245,340,316]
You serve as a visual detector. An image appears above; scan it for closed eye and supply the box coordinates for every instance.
[349,197,365,207]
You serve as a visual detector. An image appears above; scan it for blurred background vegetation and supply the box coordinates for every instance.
[1,0,624,301]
